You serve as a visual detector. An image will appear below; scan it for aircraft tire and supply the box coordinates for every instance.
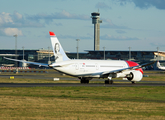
[85,80,89,84]
[131,81,136,84]
[105,80,113,84]
[81,80,89,84]
[80,80,84,84]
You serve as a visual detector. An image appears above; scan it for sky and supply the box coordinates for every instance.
[0,0,165,52]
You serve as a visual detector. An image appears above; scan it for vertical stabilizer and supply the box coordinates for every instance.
[157,61,161,68]
[49,31,70,62]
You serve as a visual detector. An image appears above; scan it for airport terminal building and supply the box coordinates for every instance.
[0,49,165,69]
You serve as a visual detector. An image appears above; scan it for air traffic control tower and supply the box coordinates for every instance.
[91,12,102,51]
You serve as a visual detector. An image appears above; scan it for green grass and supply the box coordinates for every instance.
[0,86,165,119]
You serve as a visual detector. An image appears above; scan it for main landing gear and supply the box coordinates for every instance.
[81,79,89,84]
[131,81,136,84]
[79,77,90,84]
[105,80,113,84]
[105,77,113,84]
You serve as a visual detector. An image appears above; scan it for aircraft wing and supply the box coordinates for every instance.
[91,61,156,77]
[4,57,49,67]
[102,61,156,75]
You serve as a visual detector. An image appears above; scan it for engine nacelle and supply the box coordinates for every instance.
[126,71,143,82]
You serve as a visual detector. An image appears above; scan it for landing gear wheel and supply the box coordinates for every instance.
[132,81,136,84]
[105,80,113,84]
[80,80,84,84]
[86,80,89,84]
[80,79,89,84]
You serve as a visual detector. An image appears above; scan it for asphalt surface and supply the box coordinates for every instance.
[0,82,165,87]
[0,74,165,87]
[1,71,165,87]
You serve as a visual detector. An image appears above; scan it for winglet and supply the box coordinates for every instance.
[49,31,56,36]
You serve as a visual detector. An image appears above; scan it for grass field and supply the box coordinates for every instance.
[0,70,165,119]
[0,86,165,120]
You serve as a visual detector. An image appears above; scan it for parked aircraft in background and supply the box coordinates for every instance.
[5,31,155,84]
[157,61,165,70]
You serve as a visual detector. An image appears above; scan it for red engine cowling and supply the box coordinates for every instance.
[126,70,143,82]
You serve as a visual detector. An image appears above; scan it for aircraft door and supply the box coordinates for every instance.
[75,63,79,70]
[95,63,99,70]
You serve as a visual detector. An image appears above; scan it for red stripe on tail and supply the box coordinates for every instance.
[49,31,56,36]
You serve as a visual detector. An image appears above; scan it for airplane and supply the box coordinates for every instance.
[4,31,156,84]
[157,61,165,70]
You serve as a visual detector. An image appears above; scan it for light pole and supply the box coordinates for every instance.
[128,47,131,60]
[103,47,105,60]
[22,46,24,60]
[76,39,80,59]
[13,34,17,67]
[48,47,51,64]
[157,47,159,61]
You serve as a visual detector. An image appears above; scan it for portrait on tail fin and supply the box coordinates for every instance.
[54,42,63,62]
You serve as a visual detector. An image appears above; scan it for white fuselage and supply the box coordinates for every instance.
[52,59,131,78]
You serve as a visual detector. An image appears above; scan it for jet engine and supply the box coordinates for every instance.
[126,70,143,82]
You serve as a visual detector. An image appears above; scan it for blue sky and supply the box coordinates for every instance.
[0,0,165,52]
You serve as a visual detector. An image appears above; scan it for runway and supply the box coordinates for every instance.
[1,71,165,87]
[0,82,165,87]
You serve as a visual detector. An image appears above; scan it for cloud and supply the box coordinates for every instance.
[116,30,127,34]
[95,2,111,10]
[59,34,92,40]
[100,34,139,41]
[55,23,63,26]
[0,12,13,25]
[0,10,91,37]
[101,19,130,29]
[150,42,165,48]
[118,0,165,9]
[27,10,90,23]
[0,12,44,28]
[0,28,23,36]
[58,33,138,41]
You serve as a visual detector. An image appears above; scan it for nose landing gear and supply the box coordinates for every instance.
[105,77,113,84]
